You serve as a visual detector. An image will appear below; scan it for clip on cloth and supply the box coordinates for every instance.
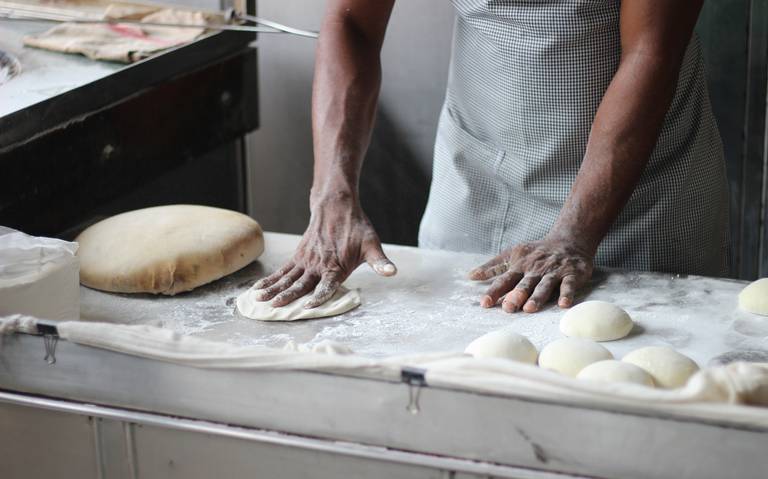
[401,366,427,415]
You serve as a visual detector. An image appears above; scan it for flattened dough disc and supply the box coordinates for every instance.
[236,286,361,321]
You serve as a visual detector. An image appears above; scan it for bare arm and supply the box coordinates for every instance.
[550,0,704,256]
[253,0,397,308]
[311,0,394,204]
[471,0,704,313]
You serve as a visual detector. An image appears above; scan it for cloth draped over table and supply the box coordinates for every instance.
[2,315,768,426]
[23,5,214,63]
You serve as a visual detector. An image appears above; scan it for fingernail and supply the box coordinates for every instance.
[524,300,537,312]
[375,262,396,275]
[254,290,268,301]
[480,296,493,308]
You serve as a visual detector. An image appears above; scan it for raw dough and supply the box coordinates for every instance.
[739,278,768,316]
[76,205,264,295]
[236,286,361,321]
[538,338,613,377]
[577,359,655,387]
[464,330,538,364]
[622,346,699,389]
[560,300,633,341]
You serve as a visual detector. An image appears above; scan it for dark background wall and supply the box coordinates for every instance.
[248,1,768,279]
[698,0,768,279]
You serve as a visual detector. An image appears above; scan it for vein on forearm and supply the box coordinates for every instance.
[311,18,384,203]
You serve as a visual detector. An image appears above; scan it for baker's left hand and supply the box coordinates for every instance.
[468,238,594,313]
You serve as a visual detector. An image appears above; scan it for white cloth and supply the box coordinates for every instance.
[0,314,38,335]
[0,228,79,320]
[2,316,768,425]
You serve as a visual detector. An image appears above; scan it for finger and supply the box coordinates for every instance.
[480,271,524,308]
[558,274,582,308]
[271,272,320,307]
[502,275,541,313]
[253,266,303,301]
[364,243,397,277]
[304,272,342,309]
[469,256,508,281]
[253,262,295,290]
[523,274,559,313]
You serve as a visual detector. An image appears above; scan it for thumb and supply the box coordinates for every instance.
[364,242,397,277]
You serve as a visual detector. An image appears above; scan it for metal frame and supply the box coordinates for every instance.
[0,391,576,479]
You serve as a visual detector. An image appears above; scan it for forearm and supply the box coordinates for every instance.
[310,10,388,206]
[548,55,680,253]
[549,0,702,256]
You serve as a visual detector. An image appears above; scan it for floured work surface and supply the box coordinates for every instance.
[80,233,766,365]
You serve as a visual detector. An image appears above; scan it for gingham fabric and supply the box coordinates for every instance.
[418,0,729,276]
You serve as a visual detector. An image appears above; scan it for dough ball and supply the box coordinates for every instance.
[622,346,699,389]
[77,205,264,295]
[237,286,360,321]
[465,330,538,364]
[738,278,768,316]
[560,300,633,341]
[577,360,655,387]
[538,338,613,377]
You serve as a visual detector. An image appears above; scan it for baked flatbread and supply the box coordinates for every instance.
[76,205,264,295]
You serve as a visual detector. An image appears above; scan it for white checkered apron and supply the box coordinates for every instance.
[418,0,729,276]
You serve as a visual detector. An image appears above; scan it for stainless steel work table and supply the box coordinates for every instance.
[2,232,767,479]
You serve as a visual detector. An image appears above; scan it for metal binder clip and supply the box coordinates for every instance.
[43,334,58,365]
[36,322,60,365]
[401,367,427,415]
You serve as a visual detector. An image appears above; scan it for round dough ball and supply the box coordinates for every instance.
[738,278,768,316]
[577,360,655,387]
[538,338,613,377]
[622,346,699,389]
[77,205,264,295]
[560,300,633,341]
[465,330,538,364]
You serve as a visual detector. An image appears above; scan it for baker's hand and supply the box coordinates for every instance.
[252,198,396,308]
[468,238,594,313]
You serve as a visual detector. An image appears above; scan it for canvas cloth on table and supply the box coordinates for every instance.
[23,5,210,63]
[2,316,768,427]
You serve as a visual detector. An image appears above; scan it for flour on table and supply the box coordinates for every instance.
[237,286,361,321]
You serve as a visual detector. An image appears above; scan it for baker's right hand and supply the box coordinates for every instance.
[251,196,396,308]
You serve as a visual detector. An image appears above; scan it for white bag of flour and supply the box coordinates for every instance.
[0,227,80,320]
